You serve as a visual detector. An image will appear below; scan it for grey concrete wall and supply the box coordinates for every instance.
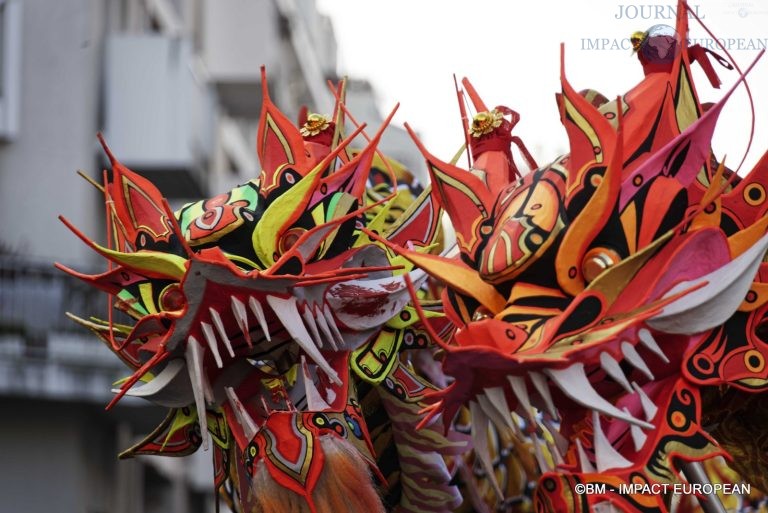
[0,0,104,266]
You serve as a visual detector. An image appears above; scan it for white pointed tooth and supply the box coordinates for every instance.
[575,438,596,472]
[483,387,515,431]
[201,322,223,369]
[638,328,670,364]
[300,356,331,411]
[225,387,258,440]
[185,336,210,450]
[621,341,654,380]
[507,375,534,421]
[469,401,504,500]
[631,382,658,421]
[509,412,524,438]
[314,304,335,348]
[231,297,252,347]
[301,305,324,349]
[210,307,235,358]
[530,372,558,419]
[532,433,551,472]
[477,392,512,434]
[592,411,633,472]
[600,352,633,394]
[266,295,342,385]
[248,296,271,341]
[624,407,648,450]
[545,363,653,429]
[322,304,343,350]
[547,439,564,465]
[543,418,569,455]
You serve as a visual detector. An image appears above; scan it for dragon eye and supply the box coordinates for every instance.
[159,284,186,311]
[279,227,307,254]
[581,247,621,283]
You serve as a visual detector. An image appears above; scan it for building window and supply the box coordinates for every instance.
[0,0,21,140]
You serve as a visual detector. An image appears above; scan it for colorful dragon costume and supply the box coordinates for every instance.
[392,2,768,512]
[58,72,468,513]
[60,2,768,512]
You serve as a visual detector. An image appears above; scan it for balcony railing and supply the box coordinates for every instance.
[0,255,136,401]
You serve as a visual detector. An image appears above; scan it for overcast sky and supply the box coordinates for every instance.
[316,0,768,174]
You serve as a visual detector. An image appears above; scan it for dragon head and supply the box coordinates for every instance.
[394,3,768,511]
[59,70,454,512]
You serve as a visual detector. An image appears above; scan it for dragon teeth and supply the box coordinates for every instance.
[600,352,633,393]
[225,386,258,440]
[530,371,558,419]
[313,304,335,348]
[322,304,343,350]
[469,401,504,500]
[300,356,331,411]
[265,295,342,386]
[248,296,271,341]
[592,411,633,472]
[638,328,670,363]
[545,363,653,429]
[624,407,648,451]
[483,386,515,431]
[531,432,552,472]
[301,305,324,349]
[230,296,253,348]
[200,322,223,369]
[209,307,235,358]
[631,381,658,421]
[621,341,654,380]
[507,375,533,421]
[575,438,596,473]
[477,391,512,434]
[186,335,211,450]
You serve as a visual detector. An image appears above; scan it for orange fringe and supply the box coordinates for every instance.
[248,436,386,513]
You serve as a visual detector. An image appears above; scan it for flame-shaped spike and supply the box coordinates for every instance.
[546,363,653,428]
[600,352,633,393]
[186,336,210,450]
[638,328,670,363]
[209,307,235,358]
[248,296,271,341]
[593,411,633,472]
[231,297,253,348]
[631,382,658,421]
[265,295,341,385]
[300,356,331,411]
[225,387,258,440]
[200,322,223,369]
[530,372,558,419]
[621,341,654,380]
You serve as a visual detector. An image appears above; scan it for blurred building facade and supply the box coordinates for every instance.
[0,0,405,512]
